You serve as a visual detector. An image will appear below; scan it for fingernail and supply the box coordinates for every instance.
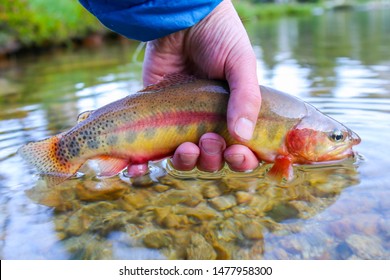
[225,154,245,165]
[200,138,224,155]
[179,153,197,165]
[235,117,254,141]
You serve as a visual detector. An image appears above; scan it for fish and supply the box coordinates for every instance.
[18,74,360,184]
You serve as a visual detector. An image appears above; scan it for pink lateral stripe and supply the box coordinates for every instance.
[115,111,225,132]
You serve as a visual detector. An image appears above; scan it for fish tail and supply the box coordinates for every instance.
[18,134,84,184]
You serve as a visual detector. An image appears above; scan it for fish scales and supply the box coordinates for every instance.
[18,74,360,183]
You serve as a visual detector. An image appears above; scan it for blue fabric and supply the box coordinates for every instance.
[79,0,222,41]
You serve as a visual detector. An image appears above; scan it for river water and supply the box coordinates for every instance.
[0,8,389,259]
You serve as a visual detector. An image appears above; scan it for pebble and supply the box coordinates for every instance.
[241,221,264,240]
[235,191,253,204]
[156,189,203,207]
[154,206,171,225]
[75,181,127,201]
[25,183,78,211]
[186,234,217,260]
[161,214,188,229]
[175,206,218,221]
[153,184,170,193]
[219,220,239,242]
[345,234,388,259]
[182,192,203,207]
[209,195,237,211]
[202,184,221,199]
[143,231,172,249]
[122,191,149,209]
[248,195,270,212]
[334,242,354,259]
[265,202,299,222]
[65,211,91,236]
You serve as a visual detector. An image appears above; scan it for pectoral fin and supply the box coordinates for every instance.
[94,156,129,177]
[267,155,294,182]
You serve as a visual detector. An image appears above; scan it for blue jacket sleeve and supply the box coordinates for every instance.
[79,0,222,42]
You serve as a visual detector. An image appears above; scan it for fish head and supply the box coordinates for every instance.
[286,110,361,163]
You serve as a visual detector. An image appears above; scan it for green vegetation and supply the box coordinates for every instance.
[234,2,319,20]
[0,0,103,50]
[0,0,383,53]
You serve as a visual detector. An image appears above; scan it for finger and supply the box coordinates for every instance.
[225,37,261,142]
[171,142,200,171]
[142,36,187,87]
[127,163,149,177]
[197,133,226,172]
[142,41,165,86]
[224,144,259,172]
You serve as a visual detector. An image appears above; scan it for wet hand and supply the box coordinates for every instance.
[141,0,261,174]
[126,132,260,177]
[171,133,259,172]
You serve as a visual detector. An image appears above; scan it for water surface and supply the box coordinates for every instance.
[0,8,389,259]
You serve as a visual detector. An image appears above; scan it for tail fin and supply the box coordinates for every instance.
[18,134,84,185]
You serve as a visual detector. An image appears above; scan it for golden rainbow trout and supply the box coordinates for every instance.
[19,75,360,183]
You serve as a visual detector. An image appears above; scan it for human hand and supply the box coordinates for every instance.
[129,0,261,175]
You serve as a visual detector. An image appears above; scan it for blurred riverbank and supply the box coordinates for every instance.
[1,0,388,56]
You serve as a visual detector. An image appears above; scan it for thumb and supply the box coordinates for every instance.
[225,47,261,142]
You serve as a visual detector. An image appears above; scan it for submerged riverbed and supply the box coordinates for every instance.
[0,8,389,259]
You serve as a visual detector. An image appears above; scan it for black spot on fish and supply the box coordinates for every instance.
[56,149,68,164]
[87,139,100,149]
[66,138,80,157]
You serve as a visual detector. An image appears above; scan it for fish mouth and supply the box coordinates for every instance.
[307,153,356,166]
[349,129,361,145]
[308,145,356,164]
[314,143,354,162]
[336,147,355,159]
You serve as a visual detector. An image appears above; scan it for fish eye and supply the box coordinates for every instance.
[329,129,344,142]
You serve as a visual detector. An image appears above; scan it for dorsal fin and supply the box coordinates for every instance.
[140,74,196,92]
[77,110,94,123]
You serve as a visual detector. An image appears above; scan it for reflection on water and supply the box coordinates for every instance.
[24,158,361,260]
[1,8,390,259]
